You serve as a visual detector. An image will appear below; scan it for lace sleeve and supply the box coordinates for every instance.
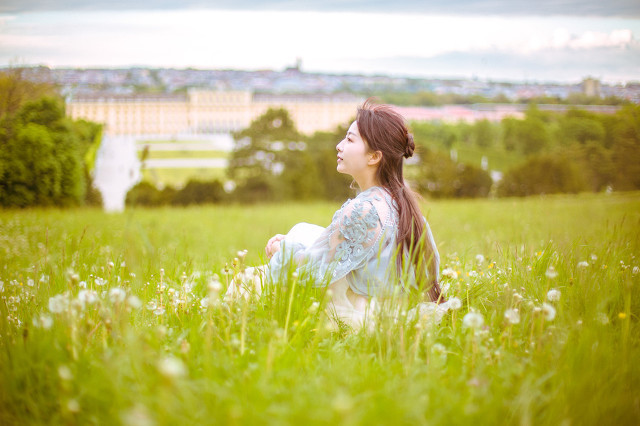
[268,194,385,285]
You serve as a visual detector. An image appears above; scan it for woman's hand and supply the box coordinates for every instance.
[265,234,285,259]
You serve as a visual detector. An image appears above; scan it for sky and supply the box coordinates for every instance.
[1,1,639,84]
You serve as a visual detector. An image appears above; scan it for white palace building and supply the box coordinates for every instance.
[67,90,363,137]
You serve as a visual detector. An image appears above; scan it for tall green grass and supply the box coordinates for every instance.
[1,193,638,424]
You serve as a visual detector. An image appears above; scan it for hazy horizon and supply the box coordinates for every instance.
[1,1,638,84]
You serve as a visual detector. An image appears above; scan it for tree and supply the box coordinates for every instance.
[227,108,321,202]
[0,96,89,207]
[497,154,587,197]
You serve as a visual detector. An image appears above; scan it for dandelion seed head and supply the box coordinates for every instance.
[546,289,561,302]
[308,301,320,314]
[58,365,73,381]
[442,268,458,279]
[577,261,589,268]
[448,297,462,310]
[66,398,80,413]
[542,303,556,321]
[504,308,520,324]
[121,404,154,426]
[545,266,558,279]
[78,289,98,306]
[597,312,609,324]
[48,294,69,314]
[109,288,126,304]
[153,306,165,316]
[33,314,53,329]
[156,356,184,379]
[462,312,484,329]
[126,295,142,309]
[475,254,485,264]
[633,266,639,275]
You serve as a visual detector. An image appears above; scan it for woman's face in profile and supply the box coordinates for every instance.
[336,121,371,179]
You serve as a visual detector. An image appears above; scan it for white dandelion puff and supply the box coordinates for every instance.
[77,289,98,306]
[48,294,69,314]
[448,297,462,310]
[58,365,73,381]
[597,312,609,325]
[546,289,561,302]
[32,314,53,329]
[109,288,127,304]
[441,268,458,279]
[504,308,520,325]
[475,254,485,264]
[66,399,80,413]
[542,303,556,321]
[126,295,142,309]
[462,312,484,329]
[577,261,589,268]
[308,301,320,314]
[545,266,558,279]
[157,356,186,379]
[94,277,107,287]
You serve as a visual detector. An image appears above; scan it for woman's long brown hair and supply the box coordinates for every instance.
[356,99,442,302]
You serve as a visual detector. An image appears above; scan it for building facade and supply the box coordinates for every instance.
[67,90,362,136]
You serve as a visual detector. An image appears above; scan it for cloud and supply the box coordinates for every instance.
[1,0,639,17]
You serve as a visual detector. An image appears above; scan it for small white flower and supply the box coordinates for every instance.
[94,277,107,286]
[48,294,69,314]
[462,312,484,329]
[590,253,598,262]
[468,270,478,278]
[27,278,35,287]
[126,295,142,309]
[153,306,166,316]
[441,268,458,279]
[577,261,589,268]
[448,297,462,310]
[475,254,485,264]
[157,356,186,379]
[200,297,209,308]
[109,288,126,304]
[208,279,222,294]
[79,280,87,289]
[545,266,558,279]
[146,301,157,311]
[546,289,561,302]
[542,303,556,321]
[108,261,115,269]
[504,308,520,325]
[633,266,639,275]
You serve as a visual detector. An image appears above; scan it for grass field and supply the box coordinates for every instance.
[1,193,639,424]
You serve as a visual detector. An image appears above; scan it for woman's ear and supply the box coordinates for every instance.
[368,150,383,166]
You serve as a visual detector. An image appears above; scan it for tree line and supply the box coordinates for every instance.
[0,71,102,208]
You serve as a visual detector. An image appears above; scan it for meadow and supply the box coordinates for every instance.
[1,192,639,425]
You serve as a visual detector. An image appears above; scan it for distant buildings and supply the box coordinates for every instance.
[67,90,363,136]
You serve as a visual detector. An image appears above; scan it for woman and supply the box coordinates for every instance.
[229,99,444,329]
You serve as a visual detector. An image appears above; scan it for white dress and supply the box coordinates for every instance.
[226,186,447,330]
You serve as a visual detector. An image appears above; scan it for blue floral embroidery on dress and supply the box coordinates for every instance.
[335,200,379,264]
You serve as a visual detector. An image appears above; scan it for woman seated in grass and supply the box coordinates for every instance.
[227,99,445,329]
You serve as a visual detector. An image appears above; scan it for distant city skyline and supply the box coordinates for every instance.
[1,1,638,84]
